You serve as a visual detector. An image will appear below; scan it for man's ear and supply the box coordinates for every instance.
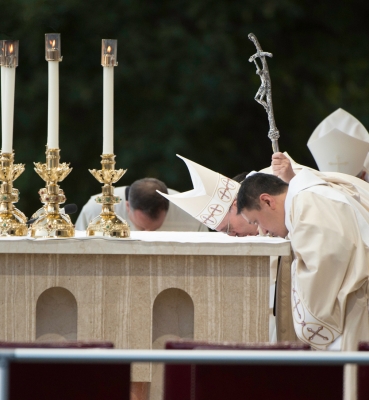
[259,193,276,209]
[126,201,130,213]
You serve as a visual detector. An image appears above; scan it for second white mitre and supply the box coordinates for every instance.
[307,108,369,176]
[157,155,240,229]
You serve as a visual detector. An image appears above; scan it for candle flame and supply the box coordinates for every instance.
[49,40,56,49]
[107,46,112,53]
[9,44,13,54]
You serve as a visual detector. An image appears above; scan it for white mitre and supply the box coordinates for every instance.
[307,108,369,176]
[157,155,240,229]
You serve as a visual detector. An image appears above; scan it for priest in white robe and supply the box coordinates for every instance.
[237,168,369,399]
[238,167,369,350]
[158,152,369,347]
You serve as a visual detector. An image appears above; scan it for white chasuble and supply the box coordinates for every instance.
[285,168,369,352]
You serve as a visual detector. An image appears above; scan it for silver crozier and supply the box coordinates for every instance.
[248,33,280,153]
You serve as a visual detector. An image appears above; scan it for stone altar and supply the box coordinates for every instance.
[0,231,290,399]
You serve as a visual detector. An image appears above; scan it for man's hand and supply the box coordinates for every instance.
[272,152,296,183]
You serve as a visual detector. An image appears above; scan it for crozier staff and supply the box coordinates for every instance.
[248,33,280,153]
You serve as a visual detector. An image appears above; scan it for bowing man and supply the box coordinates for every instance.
[75,178,208,232]
[238,169,369,351]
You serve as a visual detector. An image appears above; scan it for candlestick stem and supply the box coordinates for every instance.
[30,148,74,238]
[87,154,129,237]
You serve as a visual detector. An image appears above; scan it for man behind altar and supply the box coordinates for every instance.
[75,177,208,232]
[237,166,369,352]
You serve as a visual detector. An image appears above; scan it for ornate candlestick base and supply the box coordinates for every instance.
[0,153,27,236]
[87,213,130,238]
[87,154,130,238]
[30,148,75,238]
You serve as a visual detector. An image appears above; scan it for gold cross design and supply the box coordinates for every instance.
[218,178,233,201]
[292,289,302,319]
[201,204,224,224]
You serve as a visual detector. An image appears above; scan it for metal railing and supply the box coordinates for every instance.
[1,349,369,399]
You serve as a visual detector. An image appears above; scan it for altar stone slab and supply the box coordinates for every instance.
[0,232,290,399]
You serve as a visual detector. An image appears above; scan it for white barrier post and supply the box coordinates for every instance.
[0,357,9,400]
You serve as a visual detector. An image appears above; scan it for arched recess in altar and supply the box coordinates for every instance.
[151,288,194,399]
[36,287,77,342]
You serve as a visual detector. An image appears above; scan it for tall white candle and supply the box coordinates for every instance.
[103,66,114,154]
[45,33,62,150]
[1,40,18,154]
[0,41,3,146]
[0,64,3,111]
[101,39,118,155]
[1,63,4,148]
[1,66,16,153]
[47,60,59,149]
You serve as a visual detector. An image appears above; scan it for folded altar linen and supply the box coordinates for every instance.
[0,230,288,244]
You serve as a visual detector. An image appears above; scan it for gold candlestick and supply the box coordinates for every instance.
[0,152,27,236]
[30,148,74,238]
[87,154,130,238]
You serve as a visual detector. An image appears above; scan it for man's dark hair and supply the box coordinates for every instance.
[128,178,169,219]
[232,172,249,183]
[237,173,288,213]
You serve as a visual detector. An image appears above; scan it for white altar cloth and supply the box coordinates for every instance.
[0,231,290,256]
[0,230,287,243]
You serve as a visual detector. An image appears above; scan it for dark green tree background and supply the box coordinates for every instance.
[1,0,369,220]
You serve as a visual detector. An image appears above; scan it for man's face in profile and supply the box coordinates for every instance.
[240,194,288,238]
[216,200,258,237]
